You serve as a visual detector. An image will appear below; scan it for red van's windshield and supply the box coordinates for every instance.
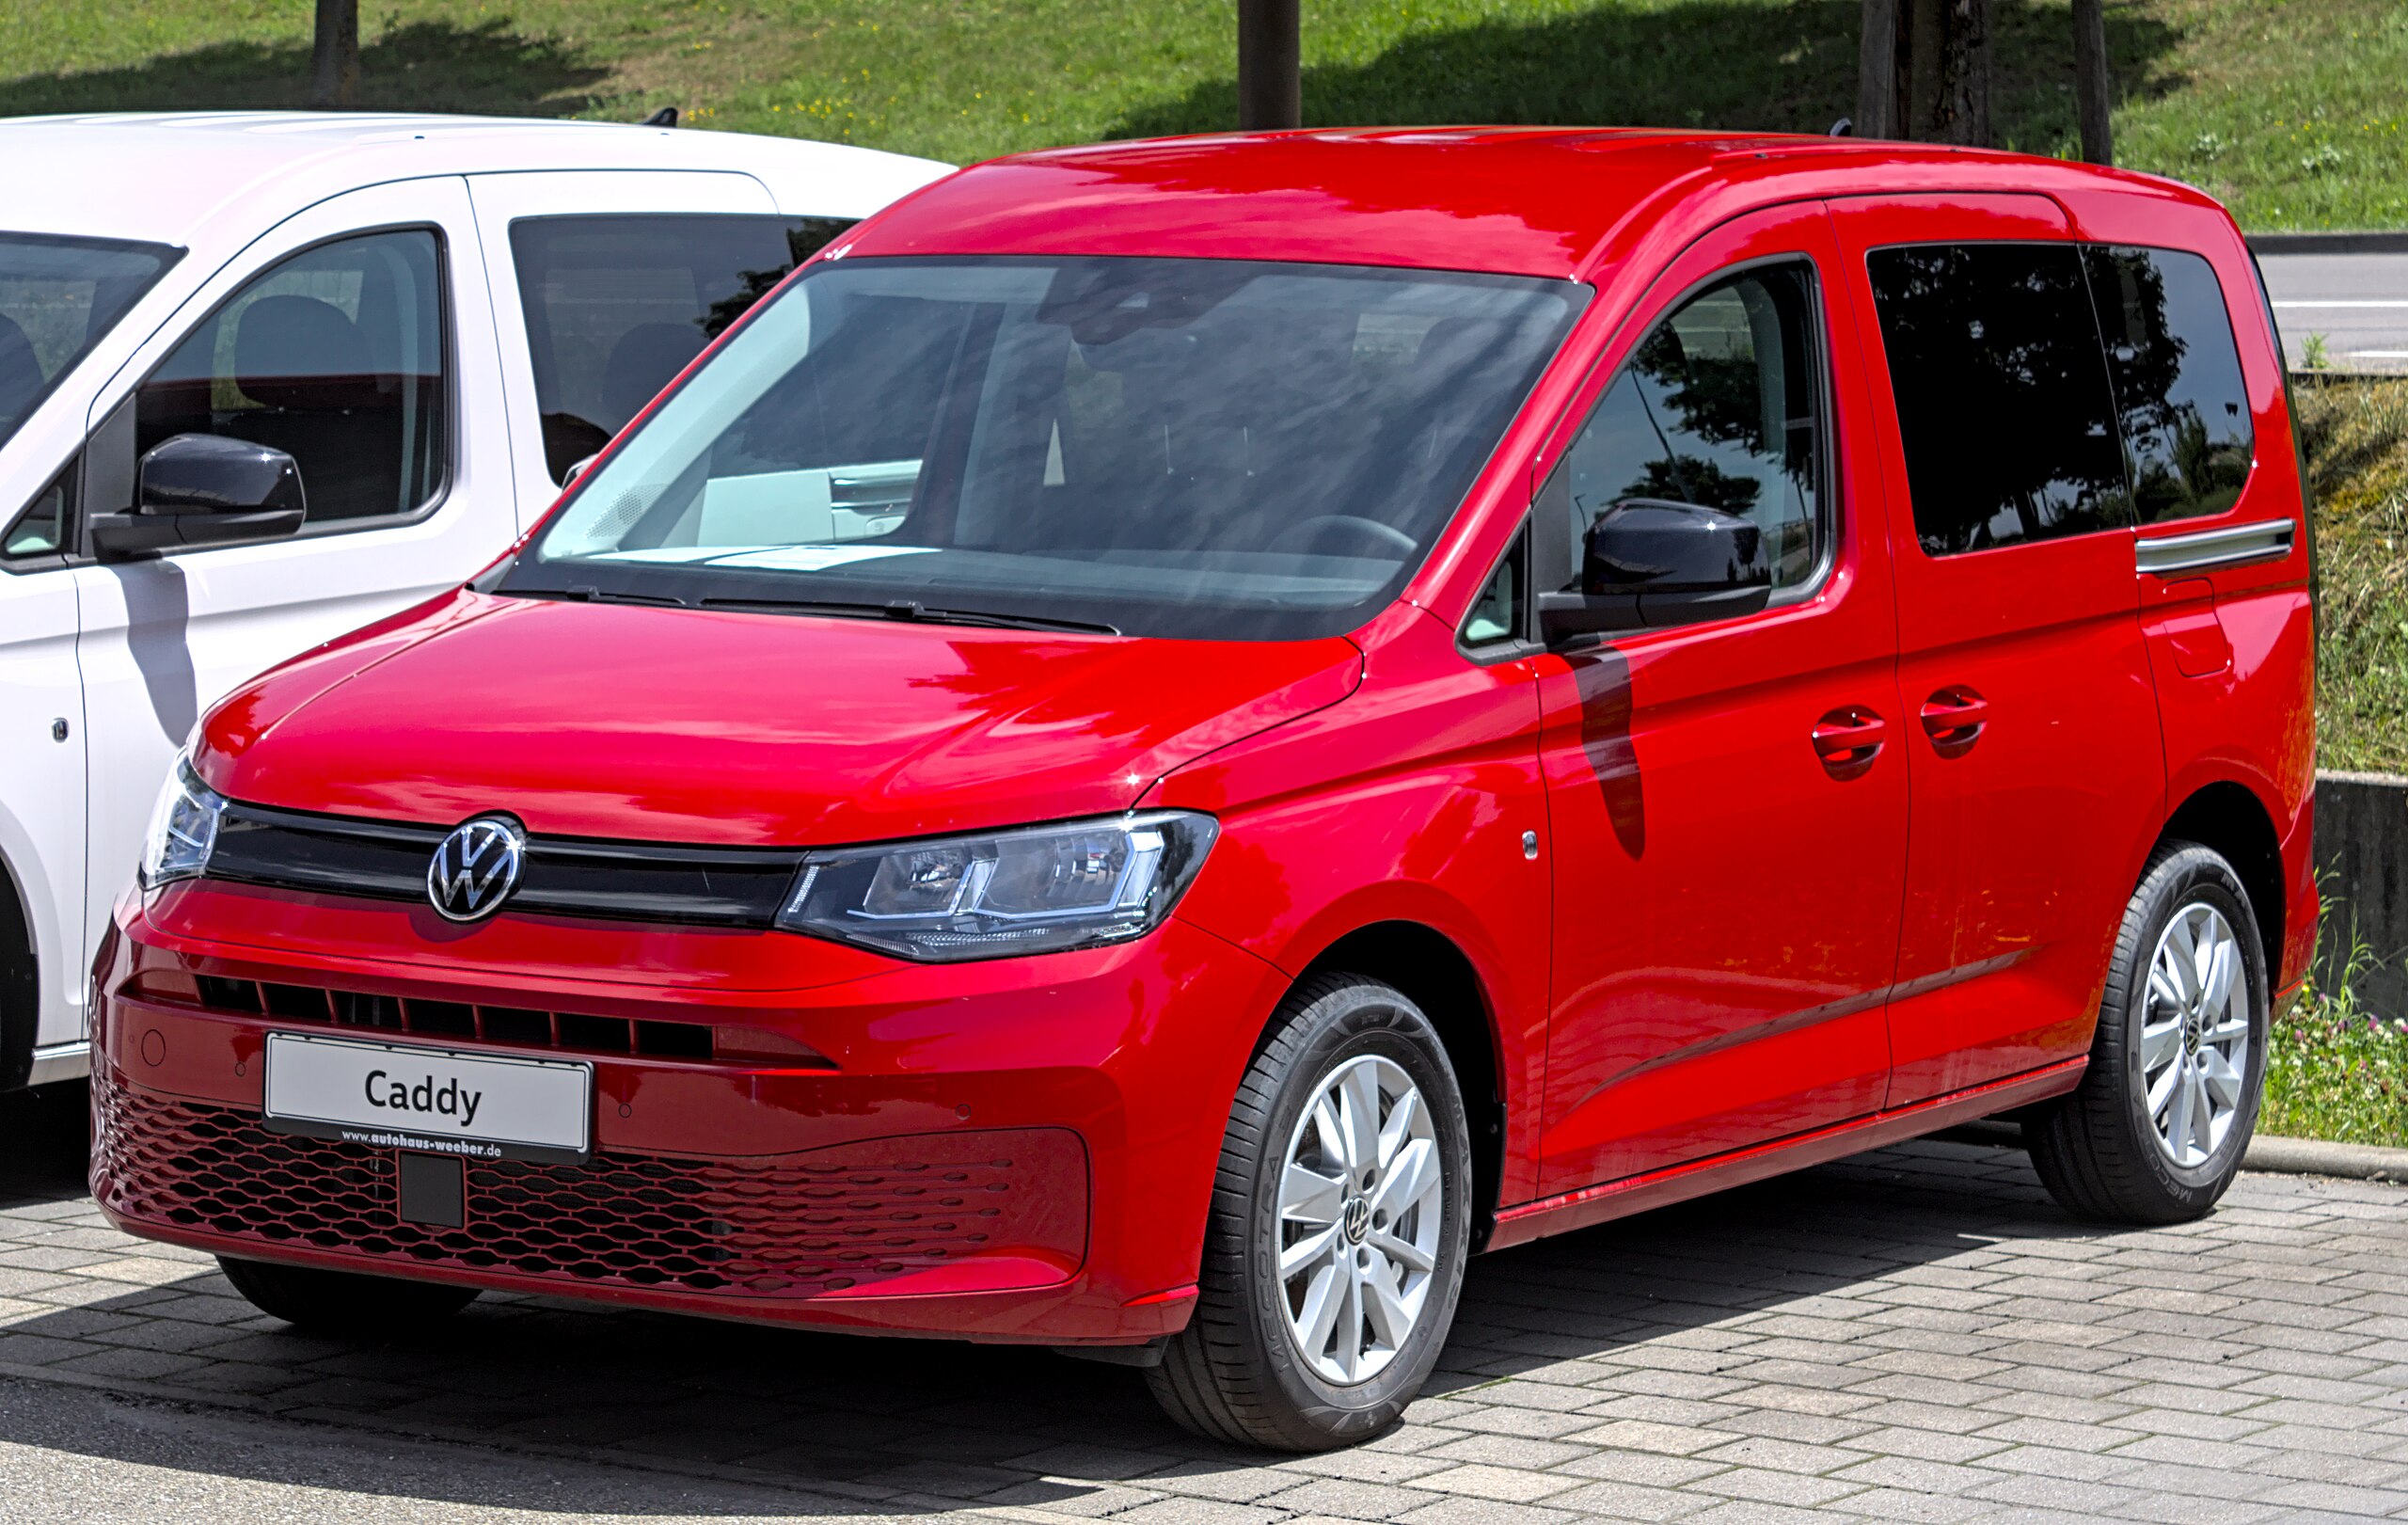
[506,256,1584,641]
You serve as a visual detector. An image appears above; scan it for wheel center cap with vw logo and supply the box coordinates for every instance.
[1342,1196,1371,1245]
[427,816,527,922]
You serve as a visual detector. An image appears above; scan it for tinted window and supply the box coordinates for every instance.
[513,256,1582,643]
[0,233,180,455]
[1462,525,1528,647]
[137,230,446,526]
[1550,263,1823,596]
[1,461,72,561]
[509,214,853,483]
[2084,246,2253,524]
[1868,244,2129,556]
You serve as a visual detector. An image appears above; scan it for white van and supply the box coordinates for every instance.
[0,113,947,1089]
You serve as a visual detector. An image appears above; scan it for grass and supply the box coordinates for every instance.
[2295,377,2408,777]
[2265,935,2408,1147]
[2273,374,2407,1148]
[0,0,2405,228]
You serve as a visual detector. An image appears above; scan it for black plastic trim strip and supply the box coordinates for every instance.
[207,802,803,928]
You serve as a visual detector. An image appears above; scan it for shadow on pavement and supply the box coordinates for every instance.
[0,1081,89,1208]
[0,1075,2083,1515]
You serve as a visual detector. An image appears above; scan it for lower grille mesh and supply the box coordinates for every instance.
[93,1067,1084,1297]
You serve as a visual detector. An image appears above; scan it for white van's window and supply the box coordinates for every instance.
[508,256,1583,643]
[0,232,180,455]
[509,215,853,484]
[136,230,446,526]
[1,463,73,561]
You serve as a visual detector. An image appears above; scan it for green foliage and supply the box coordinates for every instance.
[2295,378,2408,775]
[0,0,2403,229]
[2264,931,2408,1146]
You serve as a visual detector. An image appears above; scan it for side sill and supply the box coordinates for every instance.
[1485,1058,2087,1252]
[27,1040,89,1088]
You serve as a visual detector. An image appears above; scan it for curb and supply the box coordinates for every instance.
[2243,1135,2408,1183]
[1933,1120,2408,1182]
[2248,230,2408,256]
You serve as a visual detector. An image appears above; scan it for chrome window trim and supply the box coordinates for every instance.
[2136,516,2296,576]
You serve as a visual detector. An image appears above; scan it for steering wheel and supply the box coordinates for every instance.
[1267,515,1418,558]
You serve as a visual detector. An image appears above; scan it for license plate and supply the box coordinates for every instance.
[262,1033,592,1164]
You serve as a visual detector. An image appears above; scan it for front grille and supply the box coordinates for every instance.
[94,1071,1085,1297]
[207,800,804,928]
[181,973,723,1060]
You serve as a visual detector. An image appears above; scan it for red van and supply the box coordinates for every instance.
[89,131,2315,1451]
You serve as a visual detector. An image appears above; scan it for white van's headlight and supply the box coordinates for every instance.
[141,754,226,888]
[776,811,1218,961]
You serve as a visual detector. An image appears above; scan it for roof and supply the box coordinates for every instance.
[848,127,2223,280]
[0,112,947,245]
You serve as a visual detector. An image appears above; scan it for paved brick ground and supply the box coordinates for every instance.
[5,1084,2408,1522]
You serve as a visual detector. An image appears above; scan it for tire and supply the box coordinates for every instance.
[1149,973,1473,1451]
[2026,841,2269,1225]
[217,1255,481,1334]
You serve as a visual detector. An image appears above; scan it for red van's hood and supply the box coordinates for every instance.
[198,592,1362,845]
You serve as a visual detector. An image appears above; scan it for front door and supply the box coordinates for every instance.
[73,176,519,953]
[0,469,86,1064]
[1534,202,1909,1195]
[1829,195,2167,1104]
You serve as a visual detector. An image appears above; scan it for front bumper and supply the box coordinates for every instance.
[91,882,1285,1343]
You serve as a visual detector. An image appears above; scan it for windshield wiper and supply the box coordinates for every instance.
[510,585,690,609]
[700,596,1117,636]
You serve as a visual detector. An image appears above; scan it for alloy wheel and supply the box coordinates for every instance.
[2141,901,2251,1168]
[1274,1053,1443,1386]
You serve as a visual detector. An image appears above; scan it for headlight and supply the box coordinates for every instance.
[776,811,1218,961]
[140,753,226,888]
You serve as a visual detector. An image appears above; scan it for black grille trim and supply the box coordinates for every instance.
[207,801,804,928]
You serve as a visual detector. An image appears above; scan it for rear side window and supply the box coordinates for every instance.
[509,214,854,483]
[136,229,447,527]
[1868,244,2130,556]
[2084,246,2254,524]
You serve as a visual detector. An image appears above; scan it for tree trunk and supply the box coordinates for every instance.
[1854,0,1900,138]
[1864,0,1992,147]
[2072,0,2114,165]
[310,0,360,109]
[1938,0,1990,147]
[1236,0,1300,132]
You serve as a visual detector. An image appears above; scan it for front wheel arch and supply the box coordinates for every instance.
[1284,922,1505,1248]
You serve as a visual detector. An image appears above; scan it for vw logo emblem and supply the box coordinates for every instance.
[426,816,526,923]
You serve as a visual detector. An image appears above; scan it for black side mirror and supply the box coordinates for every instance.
[89,435,308,558]
[1539,499,1772,645]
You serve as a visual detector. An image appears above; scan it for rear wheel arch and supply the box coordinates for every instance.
[0,851,37,1092]
[1285,922,1505,1247]
[2160,782,2286,982]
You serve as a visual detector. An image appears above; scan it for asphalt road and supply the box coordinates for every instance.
[2258,250,2408,373]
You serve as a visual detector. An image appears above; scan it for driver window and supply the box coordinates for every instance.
[135,230,447,528]
[1554,262,1824,596]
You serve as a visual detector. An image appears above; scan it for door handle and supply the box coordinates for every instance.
[1920,688,1989,755]
[1812,707,1887,775]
